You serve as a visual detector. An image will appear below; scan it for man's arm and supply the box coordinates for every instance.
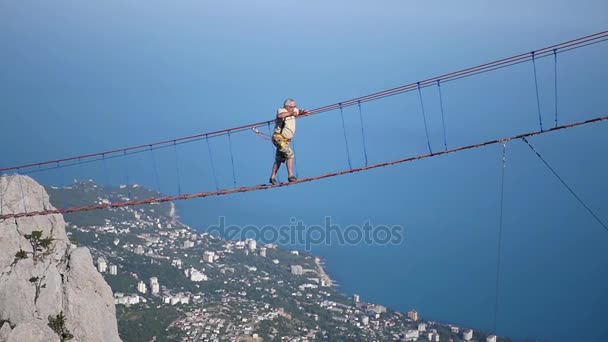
[276,108,310,119]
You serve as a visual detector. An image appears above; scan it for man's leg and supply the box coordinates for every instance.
[286,158,294,178]
[270,159,281,179]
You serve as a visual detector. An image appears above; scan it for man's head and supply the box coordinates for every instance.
[283,98,296,110]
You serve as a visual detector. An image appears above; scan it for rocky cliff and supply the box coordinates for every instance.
[0,175,121,342]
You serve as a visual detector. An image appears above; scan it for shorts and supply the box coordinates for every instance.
[272,133,294,163]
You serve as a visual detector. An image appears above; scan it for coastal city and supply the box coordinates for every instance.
[47,180,504,342]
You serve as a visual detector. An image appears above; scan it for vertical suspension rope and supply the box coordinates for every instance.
[17,169,28,213]
[339,103,353,169]
[531,51,544,131]
[291,137,299,177]
[150,146,162,194]
[123,150,131,199]
[357,101,369,166]
[417,82,433,154]
[553,49,558,128]
[0,173,4,217]
[173,141,182,196]
[493,140,508,333]
[227,131,237,188]
[102,154,109,187]
[206,136,219,191]
[437,80,448,151]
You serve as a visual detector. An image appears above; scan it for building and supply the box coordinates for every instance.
[463,329,473,341]
[486,335,497,342]
[259,247,267,257]
[353,294,360,303]
[418,323,427,332]
[190,269,208,282]
[405,330,419,341]
[137,281,146,294]
[361,316,369,326]
[407,309,418,321]
[109,264,117,275]
[203,251,215,263]
[135,245,145,255]
[97,257,107,273]
[450,326,459,334]
[291,265,303,275]
[172,259,182,268]
[183,240,194,248]
[150,277,160,294]
[247,239,257,251]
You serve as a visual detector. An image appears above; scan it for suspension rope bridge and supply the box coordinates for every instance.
[0,30,606,224]
[1,113,606,220]
[1,31,606,175]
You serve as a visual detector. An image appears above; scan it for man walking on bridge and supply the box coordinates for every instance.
[269,98,309,185]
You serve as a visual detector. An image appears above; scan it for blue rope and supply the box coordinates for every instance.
[522,137,608,232]
[291,137,299,177]
[123,150,131,198]
[417,82,433,154]
[339,104,353,169]
[357,101,369,166]
[494,141,508,333]
[553,49,558,128]
[173,142,182,195]
[150,146,162,194]
[531,51,544,131]
[206,137,219,191]
[0,173,4,217]
[17,169,28,213]
[102,153,109,187]
[437,80,448,151]
[227,132,237,188]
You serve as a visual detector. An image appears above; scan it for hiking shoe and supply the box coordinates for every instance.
[288,176,297,182]
[269,177,278,185]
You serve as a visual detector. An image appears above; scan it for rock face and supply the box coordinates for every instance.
[0,175,121,342]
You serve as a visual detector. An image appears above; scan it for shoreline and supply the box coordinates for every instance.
[314,256,335,287]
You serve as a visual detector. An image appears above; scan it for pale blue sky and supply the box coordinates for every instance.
[1,1,607,341]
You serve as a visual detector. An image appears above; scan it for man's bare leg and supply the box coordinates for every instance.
[270,160,281,180]
[286,158,295,178]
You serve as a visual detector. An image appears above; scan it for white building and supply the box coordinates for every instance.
[486,335,497,342]
[418,323,427,332]
[203,251,215,263]
[247,239,257,251]
[109,264,117,275]
[405,330,419,341]
[450,326,459,334]
[183,240,194,248]
[353,294,360,303]
[172,259,182,268]
[97,257,107,273]
[290,250,299,255]
[259,247,267,257]
[361,316,369,326]
[463,329,473,341]
[190,269,208,282]
[135,245,145,255]
[137,281,147,294]
[150,277,160,294]
[291,265,303,275]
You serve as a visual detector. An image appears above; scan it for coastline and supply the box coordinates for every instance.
[314,256,335,287]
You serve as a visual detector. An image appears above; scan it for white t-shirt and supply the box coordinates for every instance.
[274,108,298,139]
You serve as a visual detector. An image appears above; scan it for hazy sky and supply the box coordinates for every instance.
[1,1,607,341]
